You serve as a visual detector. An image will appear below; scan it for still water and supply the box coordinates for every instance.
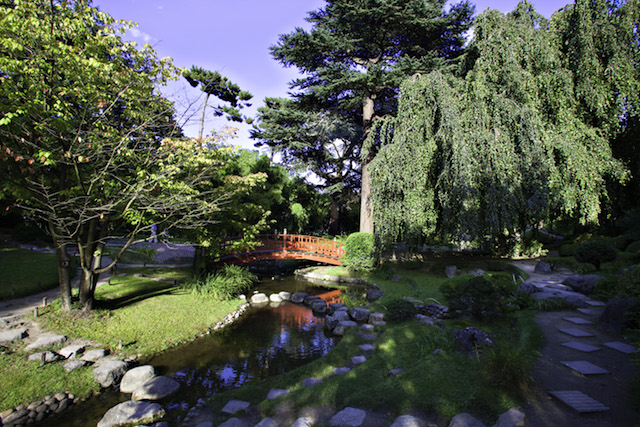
[47,275,339,426]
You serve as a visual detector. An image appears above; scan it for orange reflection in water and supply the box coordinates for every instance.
[272,290,343,329]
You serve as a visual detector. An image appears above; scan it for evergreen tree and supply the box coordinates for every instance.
[266,0,474,233]
[182,66,253,139]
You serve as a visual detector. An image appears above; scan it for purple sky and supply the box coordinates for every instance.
[94,0,572,149]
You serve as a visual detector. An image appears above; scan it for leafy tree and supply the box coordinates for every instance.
[251,96,361,234]
[0,0,255,309]
[182,66,253,139]
[368,1,636,252]
[267,0,474,233]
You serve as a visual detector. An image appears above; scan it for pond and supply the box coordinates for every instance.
[46,274,340,426]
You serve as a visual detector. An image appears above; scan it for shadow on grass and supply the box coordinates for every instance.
[95,282,183,310]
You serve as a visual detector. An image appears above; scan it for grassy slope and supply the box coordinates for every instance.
[206,261,542,425]
[0,244,59,299]
[1,267,244,410]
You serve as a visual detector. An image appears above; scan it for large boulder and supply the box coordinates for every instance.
[350,307,371,323]
[310,300,328,314]
[132,376,180,401]
[251,293,269,304]
[445,266,457,278]
[366,288,383,302]
[291,292,308,303]
[494,407,525,427]
[390,415,424,427]
[93,361,129,388]
[452,327,493,354]
[304,295,322,306]
[25,334,66,351]
[598,298,640,333]
[562,274,605,295]
[97,400,165,427]
[120,365,156,393]
[534,261,552,274]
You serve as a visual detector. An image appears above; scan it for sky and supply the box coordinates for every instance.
[94,0,573,150]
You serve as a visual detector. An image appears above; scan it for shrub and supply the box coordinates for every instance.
[342,232,377,272]
[441,274,516,320]
[627,240,640,254]
[384,298,418,323]
[185,265,256,300]
[558,243,577,257]
[574,240,617,271]
[480,345,535,397]
[594,265,640,300]
[373,263,395,280]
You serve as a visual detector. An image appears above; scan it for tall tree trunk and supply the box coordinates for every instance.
[193,244,204,276]
[198,93,210,140]
[78,218,99,310]
[329,197,340,235]
[359,92,375,233]
[49,220,72,310]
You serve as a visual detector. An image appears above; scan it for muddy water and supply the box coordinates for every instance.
[46,275,339,426]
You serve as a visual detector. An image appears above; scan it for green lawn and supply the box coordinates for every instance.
[39,267,242,356]
[1,267,244,411]
[0,243,59,299]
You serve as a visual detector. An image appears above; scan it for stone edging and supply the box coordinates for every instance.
[294,267,372,286]
[0,392,76,426]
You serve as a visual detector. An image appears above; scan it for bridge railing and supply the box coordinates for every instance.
[217,234,345,261]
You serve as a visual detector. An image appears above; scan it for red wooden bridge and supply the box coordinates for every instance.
[216,234,344,266]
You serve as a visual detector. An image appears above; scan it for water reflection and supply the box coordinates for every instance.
[47,275,339,426]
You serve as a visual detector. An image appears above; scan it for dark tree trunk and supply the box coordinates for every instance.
[49,220,72,311]
[328,197,340,235]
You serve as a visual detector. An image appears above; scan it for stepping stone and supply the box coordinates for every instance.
[266,388,289,399]
[302,378,323,387]
[549,390,609,412]
[563,317,594,325]
[561,342,601,353]
[577,308,601,315]
[351,355,367,365]
[329,407,366,426]
[559,328,593,337]
[561,360,610,375]
[585,300,606,307]
[361,333,377,340]
[603,341,639,354]
[358,344,375,351]
[221,400,249,415]
[334,367,351,375]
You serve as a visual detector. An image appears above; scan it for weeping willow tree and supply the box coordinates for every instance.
[369,0,638,252]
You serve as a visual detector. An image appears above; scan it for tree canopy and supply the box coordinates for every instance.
[265,0,475,233]
[369,0,638,253]
[0,0,260,309]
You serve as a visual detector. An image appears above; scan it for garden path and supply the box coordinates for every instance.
[513,260,639,426]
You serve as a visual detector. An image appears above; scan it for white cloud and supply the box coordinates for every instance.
[128,27,157,44]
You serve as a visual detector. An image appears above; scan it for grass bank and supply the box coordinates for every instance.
[2,266,246,411]
[0,243,59,299]
[206,259,542,425]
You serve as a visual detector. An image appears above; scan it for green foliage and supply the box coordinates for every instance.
[384,298,418,323]
[369,0,636,251]
[574,240,618,270]
[627,241,640,254]
[342,232,377,272]
[480,344,535,397]
[532,298,576,311]
[185,265,257,301]
[595,265,640,300]
[441,274,517,320]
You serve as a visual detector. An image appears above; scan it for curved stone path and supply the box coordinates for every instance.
[513,260,639,426]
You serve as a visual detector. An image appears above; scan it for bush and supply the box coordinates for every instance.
[384,298,418,323]
[441,274,516,320]
[185,265,256,300]
[480,345,535,397]
[594,265,640,300]
[558,244,577,257]
[342,232,377,272]
[574,240,617,271]
[627,240,640,254]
